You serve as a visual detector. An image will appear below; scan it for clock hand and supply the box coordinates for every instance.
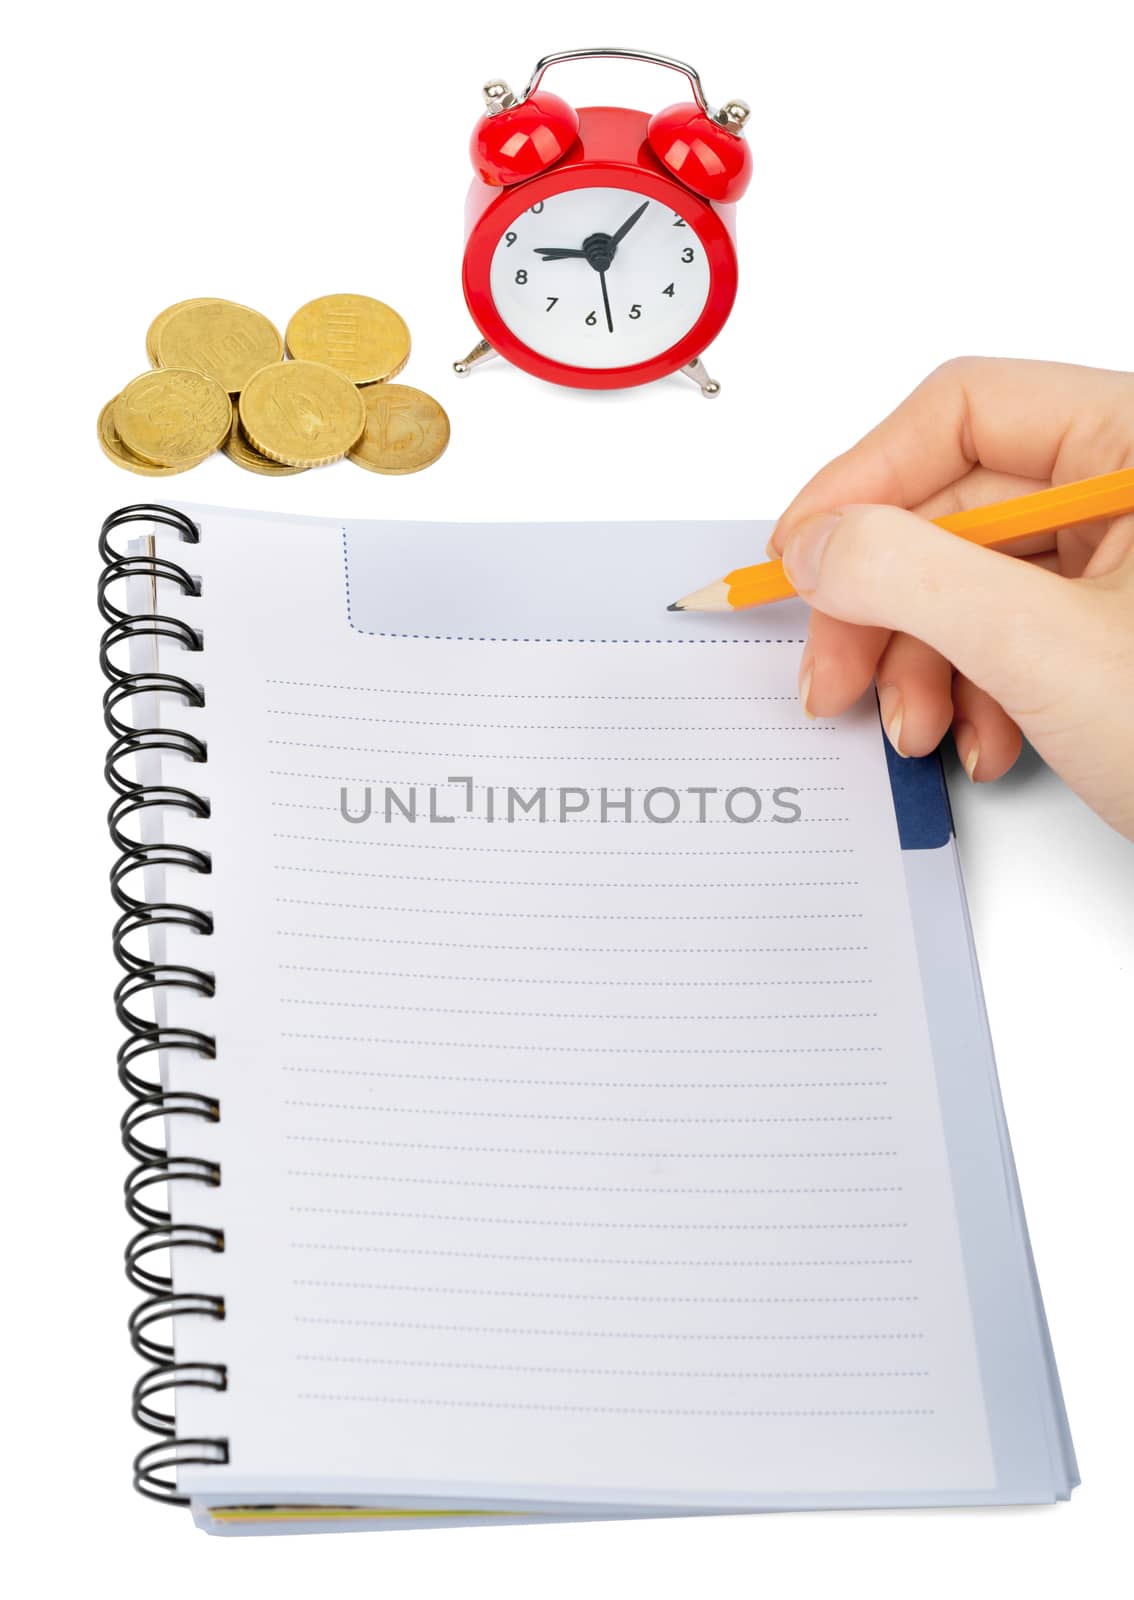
[599,270,614,334]
[534,206,648,263]
[530,206,647,327]
[610,200,649,247]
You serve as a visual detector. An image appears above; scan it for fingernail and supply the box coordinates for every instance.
[782,512,842,595]
[765,536,779,559]
[877,685,906,757]
[955,722,980,781]
[799,657,816,719]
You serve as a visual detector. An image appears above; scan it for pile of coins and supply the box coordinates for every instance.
[98,295,450,478]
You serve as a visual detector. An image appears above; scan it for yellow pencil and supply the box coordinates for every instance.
[669,468,1134,612]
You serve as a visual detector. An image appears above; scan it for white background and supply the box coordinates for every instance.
[3,0,1132,1595]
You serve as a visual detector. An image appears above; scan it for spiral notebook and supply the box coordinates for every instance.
[101,502,1076,1536]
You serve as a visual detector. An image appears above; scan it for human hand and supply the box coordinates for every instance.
[768,358,1134,838]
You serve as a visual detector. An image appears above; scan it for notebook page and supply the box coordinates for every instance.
[156,510,996,1505]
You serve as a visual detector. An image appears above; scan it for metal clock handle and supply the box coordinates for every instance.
[523,48,709,113]
[512,47,748,134]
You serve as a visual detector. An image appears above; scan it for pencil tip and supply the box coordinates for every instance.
[668,579,730,613]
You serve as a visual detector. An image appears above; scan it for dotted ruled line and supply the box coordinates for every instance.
[272,775,848,795]
[287,1173,905,1197]
[291,1242,913,1269]
[271,830,855,856]
[277,931,870,956]
[294,1316,925,1343]
[306,820,856,830]
[268,680,798,701]
[284,1100,892,1127]
[287,1136,898,1160]
[294,1354,928,1381]
[268,709,831,735]
[273,796,850,806]
[269,739,840,762]
[280,1034,884,1056]
[276,898,866,924]
[282,1069,887,1091]
[278,963,873,988]
[291,1205,906,1233]
[279,1000,879,1024]
[294,1279,918,1305]
[299,1395,932,1419]
[273,865,861,892]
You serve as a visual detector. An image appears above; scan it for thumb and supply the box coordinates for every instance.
[780,504,1096,717]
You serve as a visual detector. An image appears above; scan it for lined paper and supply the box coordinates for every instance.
[158,512,996,1504]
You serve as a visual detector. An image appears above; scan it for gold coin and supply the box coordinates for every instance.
[224,418,309,476]
[154,299,283,393]
[348,384,450,475]
[239,360,366,467]
[285,294,410,384]
[114,369,232,467]
[98,395,211,476]
[145,298,221,368]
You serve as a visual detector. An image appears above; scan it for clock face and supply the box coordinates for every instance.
[488,186,712,370]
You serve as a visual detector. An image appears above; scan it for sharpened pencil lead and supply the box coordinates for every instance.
[670,579,731,612]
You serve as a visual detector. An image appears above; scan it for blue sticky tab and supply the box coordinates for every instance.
[882,727,954,849]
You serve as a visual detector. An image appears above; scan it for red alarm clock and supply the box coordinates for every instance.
[453,48,752,398]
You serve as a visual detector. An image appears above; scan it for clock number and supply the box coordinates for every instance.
[514,269,528,284]
[545,296,558,313]
[681,247,695,263]
[628,304,642,319]
[585,310,597,326]
[530,201,545,214]
[505,230,518,247]
[662,282,675,297]
[672,214,687,227]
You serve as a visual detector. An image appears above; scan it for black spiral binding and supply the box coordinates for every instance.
[101,505,229,1505]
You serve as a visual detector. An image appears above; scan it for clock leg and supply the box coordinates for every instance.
[681,356,722,398]
[453,337,499,377]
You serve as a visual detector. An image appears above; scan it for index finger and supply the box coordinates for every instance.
[771,357,1134,548]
